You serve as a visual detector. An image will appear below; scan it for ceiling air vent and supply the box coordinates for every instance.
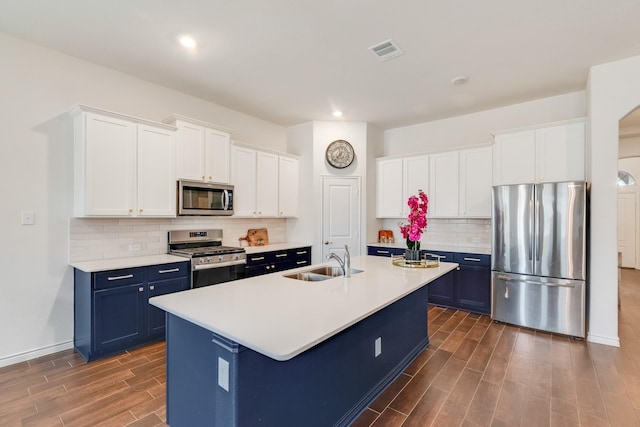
[368,39,404,62]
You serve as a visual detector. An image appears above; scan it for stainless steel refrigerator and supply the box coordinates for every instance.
[491,181,587,337]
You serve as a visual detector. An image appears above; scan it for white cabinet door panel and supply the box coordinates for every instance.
[175,122,205,181]
[376,158,403,218]
[460,147,492,218]
[278,156,299,217]
[256,151,279,217]
[429,152,459,217]
[493,130,536,185]
[536,121,585,183]
[230,145,257,217]
[137,125,176,217]
[204,128,230,183]
[83,112,136,216]
[403,156,429,217]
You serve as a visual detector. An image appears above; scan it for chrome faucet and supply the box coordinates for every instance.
[327,245,351,277]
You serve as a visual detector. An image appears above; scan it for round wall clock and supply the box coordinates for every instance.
[325,139,355,169]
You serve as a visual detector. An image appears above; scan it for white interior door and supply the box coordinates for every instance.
[618,192,637,268]
[322,177,360,260]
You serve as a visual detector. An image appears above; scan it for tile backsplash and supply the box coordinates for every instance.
[69,217,287,263]
[381,218,491,252]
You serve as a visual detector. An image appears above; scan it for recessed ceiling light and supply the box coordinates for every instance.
[178,35,197,50]
[333,111,343,117]
[451,76,469,86]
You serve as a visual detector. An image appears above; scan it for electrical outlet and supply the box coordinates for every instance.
[472,237,481,243]
[129,244,141,251]
[375,337,382,357]
[218,357,229,391]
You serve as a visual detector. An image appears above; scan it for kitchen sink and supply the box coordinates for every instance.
[283,272,332,282]
[307,266,363,277]
[283,267,363,281]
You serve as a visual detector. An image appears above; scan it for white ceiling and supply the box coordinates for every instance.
[2,0,640,130]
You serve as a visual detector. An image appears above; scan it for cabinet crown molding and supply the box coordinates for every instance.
[491,117,586,137]
[162,114,233,134]
[68,104,176,131]
[231,141,298,159]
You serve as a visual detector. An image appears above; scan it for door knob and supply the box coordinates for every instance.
[324,241,333,245]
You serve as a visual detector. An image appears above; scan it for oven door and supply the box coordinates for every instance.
[192,261,246,288]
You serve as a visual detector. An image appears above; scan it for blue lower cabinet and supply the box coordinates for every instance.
[74,261,189,361]
[246,246,311,277]
[454,253,491,314]
[366,246,491,315]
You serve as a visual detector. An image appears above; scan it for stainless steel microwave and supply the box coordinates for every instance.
[177,180,234,216]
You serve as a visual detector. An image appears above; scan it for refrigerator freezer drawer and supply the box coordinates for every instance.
[491,272,585,337]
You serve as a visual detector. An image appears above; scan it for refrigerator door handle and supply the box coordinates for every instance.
[535,199,541,262]
[528,199,534,261]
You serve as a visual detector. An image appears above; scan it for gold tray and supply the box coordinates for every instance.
[391,254,440,268]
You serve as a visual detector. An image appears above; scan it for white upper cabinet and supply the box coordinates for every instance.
[429,152,460,218]
[493,119,586,185]
[459,146,493,218]
[402,156,430,217]
[165,116,230,184]
[278,156,299,217]
[230,144,299,218]
[376,158,404,218]
[71,105,176,217]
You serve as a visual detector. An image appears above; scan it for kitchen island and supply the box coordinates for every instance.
[150,255,457,427]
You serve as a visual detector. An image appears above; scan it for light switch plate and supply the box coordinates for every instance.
[21,211,34,225]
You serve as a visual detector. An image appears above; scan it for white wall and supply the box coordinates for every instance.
[588,55,640,347]
[620,135,640,158]
[384,91,586,156]
[0,32,287,366]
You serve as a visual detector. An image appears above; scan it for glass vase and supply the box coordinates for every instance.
[405,249,421,261]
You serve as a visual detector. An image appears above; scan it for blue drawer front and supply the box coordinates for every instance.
[367,246,405,257]
[454,253,491,267]
[147,261,190,282]
[94,267,145,290]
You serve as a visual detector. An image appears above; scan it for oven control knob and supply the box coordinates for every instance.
[218,256,223,261]
[207,257,213,263]
[199,258,205,264]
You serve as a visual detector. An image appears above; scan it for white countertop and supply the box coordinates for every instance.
[368,242,491,255]
[150,255,457,361]
[244,242,311,254]
[70,254,188,273]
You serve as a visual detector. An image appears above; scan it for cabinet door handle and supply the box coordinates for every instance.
[377,250,390,254]
[463,257,481,262]
[108,274,134,281]
[149,285,155,290]
[296,260,308,265]
[139,287,144,292]
[158,268,180,274]
[296,251,308,255]
[275,254,288,258]
[251,256,265,261]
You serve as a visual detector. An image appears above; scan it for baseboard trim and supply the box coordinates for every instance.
[587,333,620,347]
[0,340,74,368]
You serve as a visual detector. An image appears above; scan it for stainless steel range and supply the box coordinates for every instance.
[168,229,246,288]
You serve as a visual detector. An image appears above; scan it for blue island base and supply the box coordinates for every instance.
[165,285,430,426]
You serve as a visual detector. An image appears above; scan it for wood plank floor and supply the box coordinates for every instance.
[3,269,640,426]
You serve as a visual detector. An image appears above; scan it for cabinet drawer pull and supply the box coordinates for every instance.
[275,254,288,258]
[250,256,265,261]
[138,287,144,292]
[149,285,155,290]
[107,274,134,281]
[377,250,390,254]
[158,268,180,274]
[463,257,481,262]
[296,251,308,255]
[296,260,308,265]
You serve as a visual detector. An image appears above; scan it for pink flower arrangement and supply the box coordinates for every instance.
[399,190,428,251]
